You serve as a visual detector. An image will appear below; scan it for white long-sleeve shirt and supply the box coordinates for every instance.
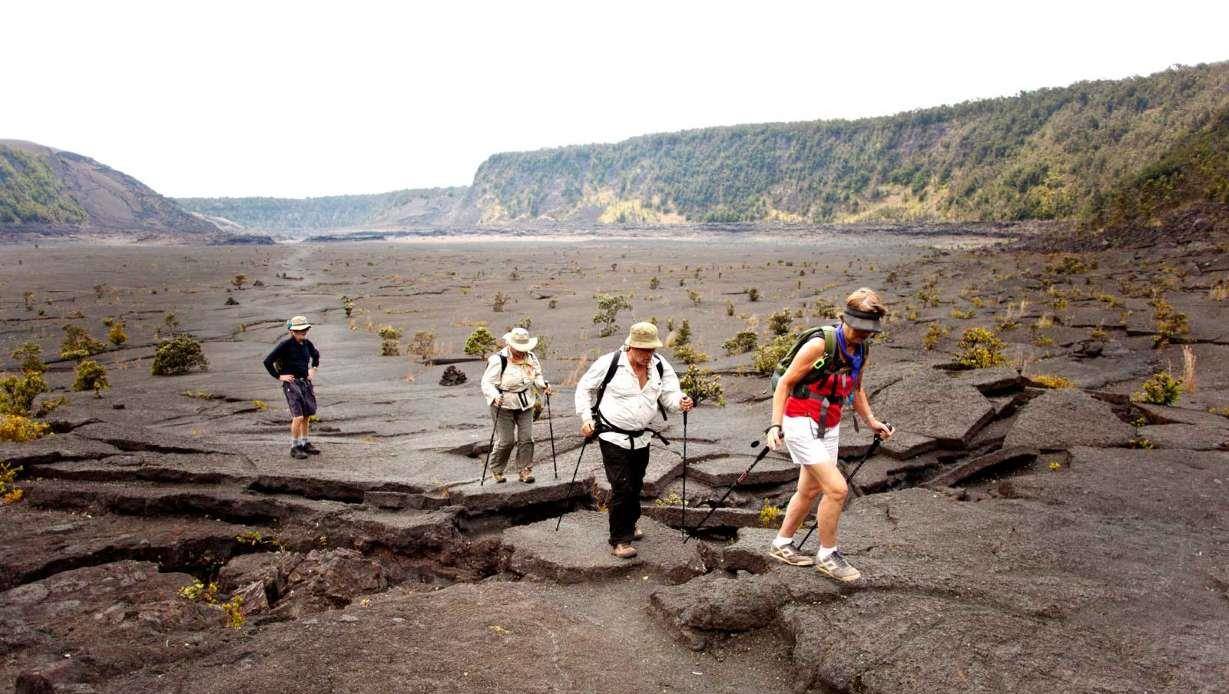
[481,349,547,410]
[575,349,685,449]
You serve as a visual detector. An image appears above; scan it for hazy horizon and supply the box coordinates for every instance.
[3,0,1227,199]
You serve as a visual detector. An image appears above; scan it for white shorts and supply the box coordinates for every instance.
[782,415,839,466]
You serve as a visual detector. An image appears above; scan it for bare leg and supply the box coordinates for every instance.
[810,462,849,548]
[777,465,822,539]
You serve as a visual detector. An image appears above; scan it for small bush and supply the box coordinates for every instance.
[407,331,437,363]
[758,502,782,528]
[948,308,975,320]
[377,325,402,341]
[668,320,693,347]
[725,300,735,317]
[955,327,1007,369]
[11,342,45,374]
[1031,374,1075,389]
[492,291,510,312]
[104,319,128,347]
[746,287,760,302]
[922,323,949,351]
[649,276,660,290]
[1150,297,1189,348]
[753,332,797,375]
[548,298,558,309]
[687,289,701,306]
[463,326,498,357]
[678,364,725,406]
[1132,371,1183,406]
[0,416,48,443]
[380,340,401,357]
[672,343,710,366]
[1045,254,1093,275]
[73,360,109,396]
[0,371,49,416]
[151,335,209,376]
[767,309,794,336]
[722,330,758,355]
[225,296,239,306]
[60,324,106,360]
[232,274,247,290]
[252,400,268,412]
[592,294,632,338]
[341,295,355,317]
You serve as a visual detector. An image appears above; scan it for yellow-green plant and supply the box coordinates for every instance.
[722,330,758,355]
[11,342,45,374]
[60,324,106,360]
[0,462,25,503]
[1031,374,1075,389]
[463,326,497,357]
[103,318,128,347]
[922,323,950,351]
[753,332,797,375]
[72,360,109,396]
[955,327,1007,368]
[1132,370,1183,405]
[151,335,208,376]
[0,371,49,416]
[678,364,725,406]
[758,502,783,528]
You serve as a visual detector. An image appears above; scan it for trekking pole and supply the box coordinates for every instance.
[545,389,559,480]
[554,435,591,532]
[479,411,499,486]
[681,408,688,540]
[683,439,769,543]
[796,423,892,551]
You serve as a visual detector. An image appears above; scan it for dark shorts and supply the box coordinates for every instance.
[282,378,317,418]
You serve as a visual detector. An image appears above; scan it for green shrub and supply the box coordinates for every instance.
[753,332,797,375]
[767,309,794,336]
[73,360,109,396]
[60,324,106,360]
[1150,296,1189,348]
[672,343,709,366]
[592,294,632,338]
[955,327,1007,368]
[10,342,45,374]
[746,287,760,302]
[0,416,48,443]
[678,364,725,406]
[492,291,510,312]
[722,330,758,355]
[104,318,128,346]
[464,326,498,357]
[0,371,49,416]
[377,325,402,341]
[151,335,209,376]
[669,319,693,347]
[1132,370,1183,405]
[649,276,660,290]
[1031,374,1075,389]
[922,323,949,350]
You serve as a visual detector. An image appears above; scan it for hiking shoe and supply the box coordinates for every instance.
[492,472,507,483]
[301,442,321,456]
[815,550,861,583]
[633,525,643,541]
[289,445,309,460]
[611,543,638,559]
[519,468,535,484]
[768,542,815,567]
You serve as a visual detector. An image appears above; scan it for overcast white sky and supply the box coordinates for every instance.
[2,1,1226,198]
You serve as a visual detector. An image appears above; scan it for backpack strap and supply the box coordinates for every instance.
[592,350,670,424]
[496,352,508,393]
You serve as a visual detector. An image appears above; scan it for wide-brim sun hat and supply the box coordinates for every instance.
[842,307,883,333]
[503,327,539,352]
[287,315,312,331]
[624,321,663,349]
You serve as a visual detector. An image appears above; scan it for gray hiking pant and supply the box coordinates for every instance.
[490,404,534,475]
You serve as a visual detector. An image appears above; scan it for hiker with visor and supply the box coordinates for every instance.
[575,322,694,559]
[481,327,552,484]
[765,288,893,582]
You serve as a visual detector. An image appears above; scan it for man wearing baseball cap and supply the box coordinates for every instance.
[262,315,321,460]
[575,321,693,558]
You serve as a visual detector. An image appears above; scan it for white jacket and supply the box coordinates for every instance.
[574,349,685,449]
[481,348,547,410]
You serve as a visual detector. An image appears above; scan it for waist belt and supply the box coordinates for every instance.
[593,410,670,448]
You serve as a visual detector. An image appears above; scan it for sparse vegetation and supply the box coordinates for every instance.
[0,370,48,417]
[753,332,797,375]
[649,276,660,290]
[955,327,1007,368]
[758,501,782,528]
[678,364,725,406]
[767,309,794,336]
[464,326,498,357]
[949,307,975,320]
[671,343,709,367]
[1132,370,1183,405]
[407,331,437,364]
[151,335,209,376]
[1031,374,1075,389]
[72,360,109,396]
[0,416,48,444]
[104,318,128,346]
[0,462,26,503]
[232,274,248,290]
[746,287,760,302]
[922,323,950,350]
[492,291,510,312]
[11,342,45,374]
[60,324,106,360]
[722,330,758,355]
[1150,296,1189,348]
[592,293,632,338]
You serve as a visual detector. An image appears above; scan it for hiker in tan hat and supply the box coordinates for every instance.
[575,321,693,558]
[480,327,553,483]
[262,316,321,460]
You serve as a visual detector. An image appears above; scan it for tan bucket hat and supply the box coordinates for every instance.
[624,321,663,349]
[502,327,539,352]
[287,315,312,331]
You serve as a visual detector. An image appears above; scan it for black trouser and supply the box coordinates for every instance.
[599,438,650,546]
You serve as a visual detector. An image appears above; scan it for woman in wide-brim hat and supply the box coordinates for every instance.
[480,327,553,483]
